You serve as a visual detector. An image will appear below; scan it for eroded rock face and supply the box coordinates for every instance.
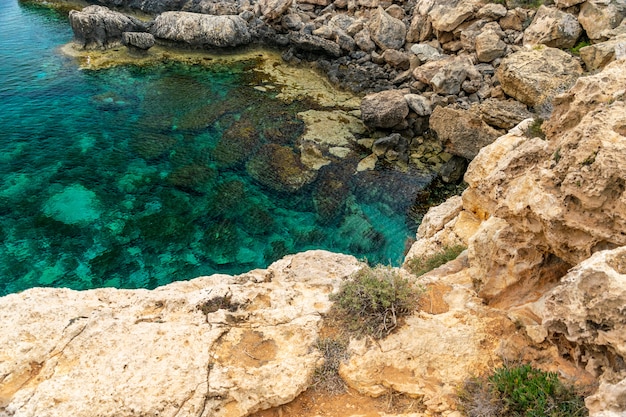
[496,46,583,112]
[542,247,626,415]
[580,34,626,71]
[69,5,147,49]
[151,12,251,47]
[464,59,626,306]
[0,251,362,417]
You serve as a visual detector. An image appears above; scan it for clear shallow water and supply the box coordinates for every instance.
[0,0,427,295]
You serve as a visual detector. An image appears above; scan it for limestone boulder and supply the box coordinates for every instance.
[368,6,407,51]
[478,98,532,130]
[407,0,437,43]
[0,251,362,417]
[151,12,251,47]
[475,28,507,62]
[496,46,583,112]
[579,34,626,71]
[69,5,147,49]
[410,43,444,63]
[288,32,343,57]
[258,0,293,21]
[360,89,409,129]
[428,0,480,32]
[429,105,501,159]
[579,0,626,41]
[404,93,432,116]
[523,5,582,49]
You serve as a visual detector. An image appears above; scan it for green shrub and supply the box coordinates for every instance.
[526,118,546,140]
[311,337,349,393]
[330,265,420,338]
[405,245,466,277]
[458,364,588,417]
[570,40,591,56]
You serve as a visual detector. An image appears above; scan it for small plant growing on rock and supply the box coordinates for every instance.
[405,244,466,277]
[330,265,420,338]
[458,364,588,417]
[311,337,349,393]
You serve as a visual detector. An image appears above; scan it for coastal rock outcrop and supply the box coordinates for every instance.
[151,12,251,47]
[0,251,361,417]
[69,5,147,49]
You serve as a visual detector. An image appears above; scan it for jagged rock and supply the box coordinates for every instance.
[406,0,437,42]
[475,28,507,62]
[0,251,362,417]
[478,98,532,130]
[410,43,443,63]
[288,32,342,57]
[579,0,626,41]
[542,247,626,391]
[463,60,626,307]
[121,32,155,51]
[499,8,527,31]
[246,144,317,192]
[354,28,376,52]
[523,5,582,49]
[368,6,406,51]
[259,0,293,21]
[381,49,410,69]
[151,12,251,47]
[554,0,585,7]
[439,155,468,184]
[579,34,626,70]
[360,89,409,129]
[476,3,507,20]
[496,46,583,112]
[428,0,480,32]
[429,56,475,95]
[430,105,501,159]
[543,58,626,139]
[404,93,432,116]
[69,5,147,49]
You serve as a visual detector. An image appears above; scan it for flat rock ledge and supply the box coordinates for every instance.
[0,250,361,417]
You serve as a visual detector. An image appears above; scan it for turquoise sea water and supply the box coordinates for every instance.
[0,0,428,295]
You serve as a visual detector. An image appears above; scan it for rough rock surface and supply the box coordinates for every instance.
[542,247,626,414]
[429,105,501,159]
[360,89,409,129]
[523,5,582,49]
[151,12,251,47]
[69,5,147,49]
[0,251,361,417]
[340,261,517,413]
[464,59,626,306]
[578,0,626,41]
[579,34,626,70]
[121,32,155,51]
[368,7,407,51]
[496,46,583,112]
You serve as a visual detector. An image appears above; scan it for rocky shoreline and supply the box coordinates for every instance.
[60,0,625,181]
[2,0,626,416]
